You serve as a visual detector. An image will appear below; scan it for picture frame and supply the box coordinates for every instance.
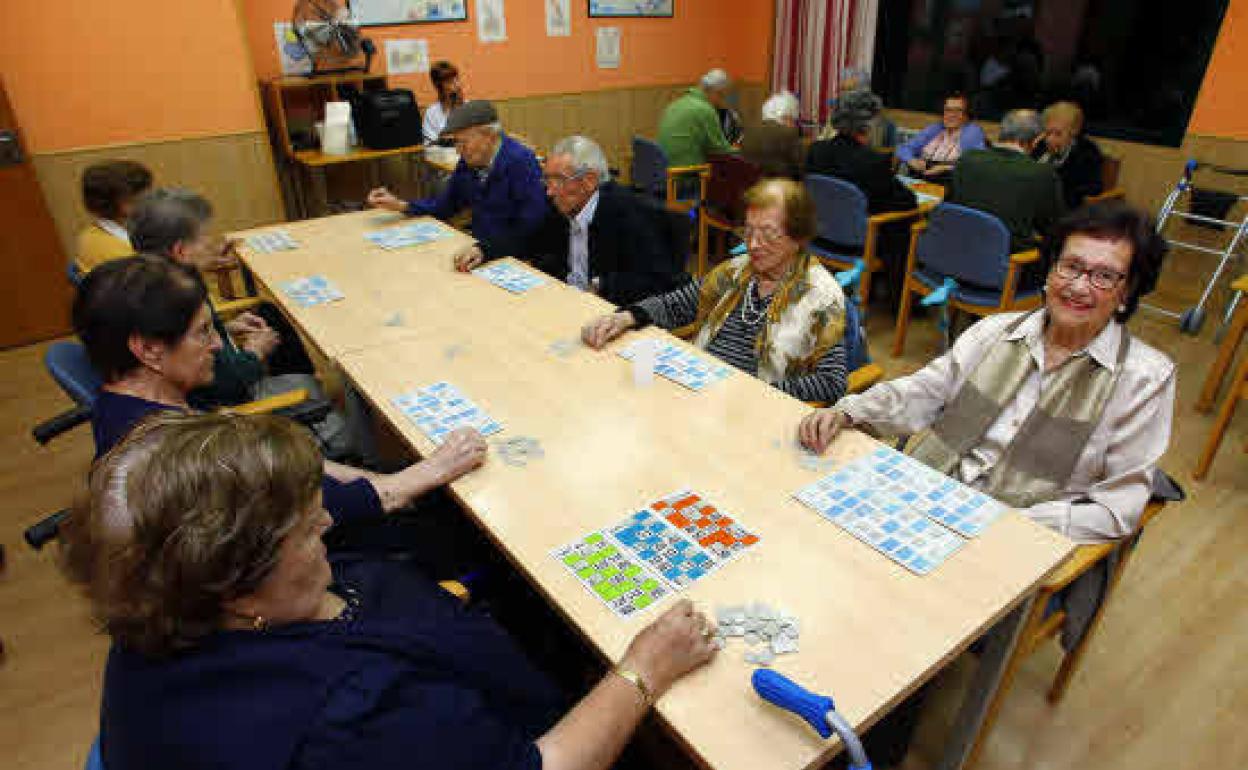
[354,0,470,27]
[588,0,674,19]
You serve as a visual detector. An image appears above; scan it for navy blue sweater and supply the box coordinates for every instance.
[407,134,547,260]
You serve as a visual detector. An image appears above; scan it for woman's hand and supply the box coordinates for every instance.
[580,312,637,350]
[619,599,717,699]
[798,409,852,454]
[240,327,281,360]
[366,187,408,213]
[452,244,485,272]
[225,312,267,337]
[426,428,488,484]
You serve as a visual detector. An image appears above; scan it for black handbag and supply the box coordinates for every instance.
[348,88,422,150]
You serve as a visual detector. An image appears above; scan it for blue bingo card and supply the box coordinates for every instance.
[364,221,450,249]
[854,447,1008,538]
[278,275,344,308]
[608,508,718,588]
[246,229,299,253]
[472,261,547,293]
[391,381,503,444]
[617,341,732,391]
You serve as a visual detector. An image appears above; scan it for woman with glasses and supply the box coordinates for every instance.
[896,93,986,183]
[799,201,1173,543]
[581,179,849,405]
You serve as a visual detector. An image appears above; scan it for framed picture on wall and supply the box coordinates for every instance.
[588,0,673,18]
[354,0,469,26]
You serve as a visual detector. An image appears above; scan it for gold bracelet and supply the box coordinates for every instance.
[612,666,654,708]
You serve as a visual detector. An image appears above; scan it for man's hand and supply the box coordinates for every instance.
[453,244,485,272]
[367,187,408,213]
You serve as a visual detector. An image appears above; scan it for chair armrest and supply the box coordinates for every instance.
[215,297,266,318]
[1043,542,1118,592]
[1086,188,1125,204]
[438,580,471,604]
[1009,248,1042,264]
[1231,275,1248,293]
[31,405,93,445]
[848,363,884,394]
[670,323,698,341]
[666,164,711,178]
[910,219,930,235]
[224,388,310,415]
[868,208,927,228]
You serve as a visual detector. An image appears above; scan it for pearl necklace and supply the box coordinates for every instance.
[740,278,770,326]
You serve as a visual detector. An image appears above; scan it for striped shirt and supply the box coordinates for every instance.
[631,279,848,404]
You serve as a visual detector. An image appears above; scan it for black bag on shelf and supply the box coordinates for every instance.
[349,89,422,150]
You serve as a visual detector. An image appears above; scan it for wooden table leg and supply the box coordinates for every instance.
[306,165,330,217]
[1194,353,1248,479]
[936,595,1036,770]
[1197,301,1247,413]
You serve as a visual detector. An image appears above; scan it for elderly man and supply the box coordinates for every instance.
[526,136,684,305]
[947,109,1065,257]
[367,100,546,272]
[657,69,737,167]
[1032,101,1105,209]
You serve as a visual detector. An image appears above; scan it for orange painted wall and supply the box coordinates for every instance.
[0,1,264,153]
[242,0,771,109]
[1189,0,1247,139]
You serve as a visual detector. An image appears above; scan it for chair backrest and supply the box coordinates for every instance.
[705,154,763,226]
[635,190,692,276]
[805,174,869,248]
[916,203,1013,289]
[44,341,103,408]
[842,294,871,373]
[1101,154,1122,190]
[630,136,669,200]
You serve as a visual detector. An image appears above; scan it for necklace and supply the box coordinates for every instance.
[740,279,770,326]
[332,583,362,623]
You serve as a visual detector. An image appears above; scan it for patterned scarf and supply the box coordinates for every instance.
[906,311,1131,509]
[692,252,845,384]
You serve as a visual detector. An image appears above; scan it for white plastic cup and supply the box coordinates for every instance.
[632,339,656,388]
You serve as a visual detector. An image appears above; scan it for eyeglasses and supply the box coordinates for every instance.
[743,225,786,244]
[1052,258,1126,291]
[541,170,587,189]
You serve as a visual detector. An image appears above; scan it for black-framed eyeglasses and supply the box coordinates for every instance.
[1052,258,1126,291]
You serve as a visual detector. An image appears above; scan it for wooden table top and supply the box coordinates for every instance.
[294,144,425,168]
[333,271,1072,770]
[237,211,1071,770]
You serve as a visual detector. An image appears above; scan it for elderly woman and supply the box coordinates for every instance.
[73,256,485,533]
[64,412,716,770]
[741,91,803,179]
[799,201,1173,543]
[75,160,152,273]
[582,179,848,404]
[1032,101,1106,209]
[895,92,987,183]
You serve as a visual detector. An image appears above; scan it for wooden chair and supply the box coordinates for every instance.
[1196,274,1248,413]
[1194,341,1248,480]
[696,154,763,277]
[1086,153,1125,204]
[805,174,927,306]
[965,471,1184,768]
[628,136,708,213]
[892,204,1044,357]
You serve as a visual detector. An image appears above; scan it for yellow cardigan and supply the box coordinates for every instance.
[76,223,134,273]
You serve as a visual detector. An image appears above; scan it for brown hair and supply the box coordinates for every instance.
[61,412,323,656]
[82,161,153,220]
[430,60,460,96]
[743,178,818,242]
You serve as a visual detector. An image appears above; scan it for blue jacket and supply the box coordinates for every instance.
[896,123,988,164]
[406,134,547,260]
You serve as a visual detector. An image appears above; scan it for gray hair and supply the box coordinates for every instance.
[831,90,883,136]
[551,135,609,185]
[700,68,731,92]
[128,188,213,257]
[484,121,504,135]
[998,109,1043,145]
[761,91,800,124]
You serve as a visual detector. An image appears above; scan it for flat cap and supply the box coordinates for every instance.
[443,100,499,134]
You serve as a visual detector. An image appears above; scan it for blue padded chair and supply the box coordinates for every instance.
[85,737,104,770]
[31,341,102,445]
[805,174,925,307]
[892,202,1044,356]
[629,136,707,212]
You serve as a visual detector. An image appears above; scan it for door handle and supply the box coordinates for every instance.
[0,130,25,167]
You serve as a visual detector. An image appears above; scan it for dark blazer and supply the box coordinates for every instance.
[805,134,917,214]
[947,146,1066,253]
[526,182,686,306]
[741,123,804,179]
[406,133,547,260]
[1032,135,1105,209]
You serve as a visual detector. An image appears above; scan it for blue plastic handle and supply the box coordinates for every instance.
[752,669,835,739]
[920,277,958,307]
[834,259,865,291]
[1184,158,1198,177]
[730,243,748,256]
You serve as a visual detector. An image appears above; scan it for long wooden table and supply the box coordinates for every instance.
[234,212,1072,770]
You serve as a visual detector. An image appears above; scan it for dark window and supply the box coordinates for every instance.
[873,0,1230,146]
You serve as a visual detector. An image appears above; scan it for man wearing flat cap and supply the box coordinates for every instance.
[368,100,547,271]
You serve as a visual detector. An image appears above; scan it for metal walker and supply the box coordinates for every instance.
[1148,159,1248,336]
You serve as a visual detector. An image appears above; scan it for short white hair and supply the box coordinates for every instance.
[551,135,609,185]
[700,68,731,92]
[762,91,800,124]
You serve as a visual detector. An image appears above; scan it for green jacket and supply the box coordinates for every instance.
[947,146,1066,254]
[657,87,734,167]
[188,298,265,409]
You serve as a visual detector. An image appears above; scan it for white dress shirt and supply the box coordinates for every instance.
[836,311,1176,543]
[96,218,132,245]
[566,190,600,292]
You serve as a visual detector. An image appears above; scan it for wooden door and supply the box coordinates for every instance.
[0,76,71,349]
